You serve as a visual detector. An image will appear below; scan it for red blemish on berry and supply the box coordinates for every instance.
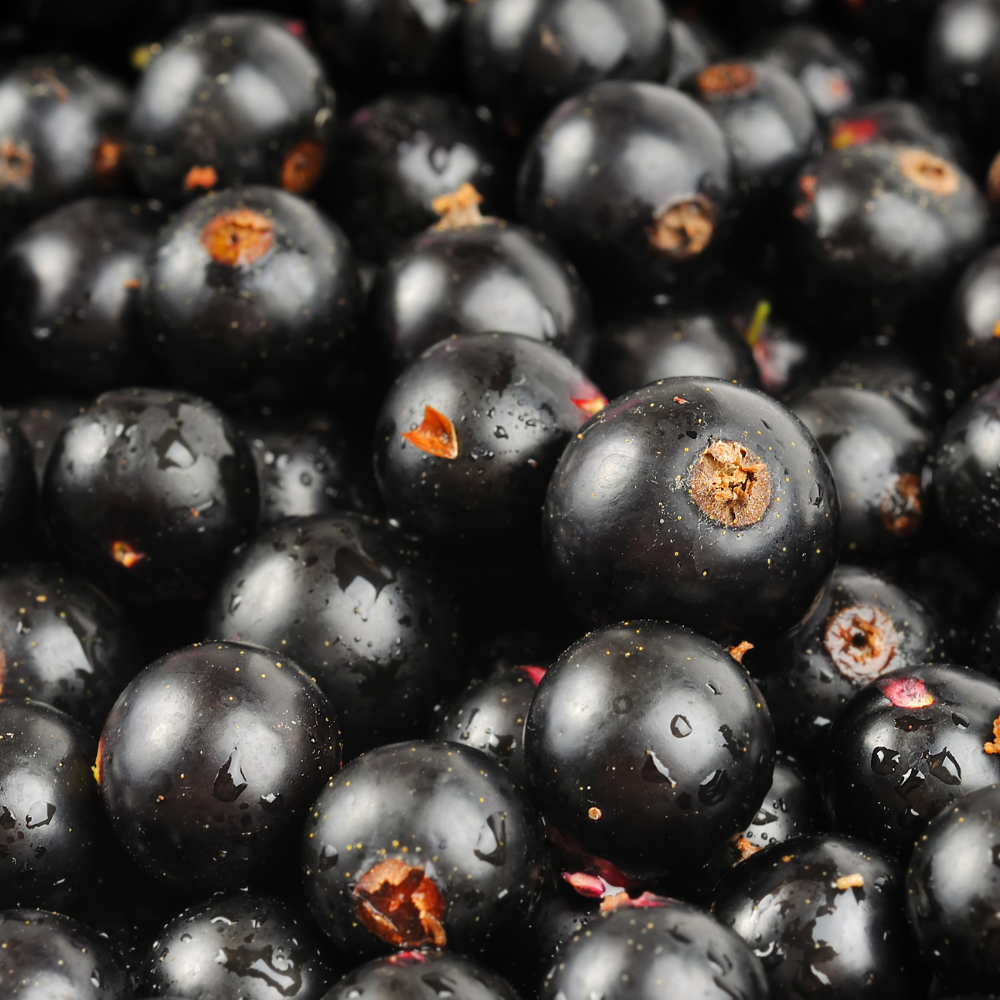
[562,871,608,898]
[111,540,147,569]
[879,676,935,709]
[792,175,817,220]
[401,406,459,459]
[829,118,879,150]
[673,397,688,404]
[353,858,447,948]
[599,891,669,914]
[572,392,609,416]
[518,665,547,687]
[544,822,645,889]
[387,951,429,965]
[284,19,306,37]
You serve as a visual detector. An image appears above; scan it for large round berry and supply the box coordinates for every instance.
[97,641,341,891]
[301,741,544,959]
[543,377,839,642]
[140,186,360,408]
[42,387,259,603]
[524,621,775,882]
[206,513,462,757]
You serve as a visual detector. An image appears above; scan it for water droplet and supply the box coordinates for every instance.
[698,770,730,806]
[494,426,508,439]
[423,973,456,997]
[540,307,558,340]
[229,593,242,613]
[259,792,284,811]
[213,749,248,802]
[213,942,302,994]
[180,933,192,943]
[642,750,676,786]
[473,812,507,866]
[300,472,312,486]
[89,969,103,989]
[155,427,196,469]
[870,747,900,775]
[670,715,692,738]
[0,807,15,831]
[318,844,339,872]
[926,748,962,785]
[25,802,55,829]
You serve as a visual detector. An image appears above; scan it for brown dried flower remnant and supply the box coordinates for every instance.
[200,210,274,267]
[690,440,771,527]
[401,405,459,460]
[697,63,757,99]
[184,164,218,192]
[353,858,447,948]
[735,836,762,862]
[728,641,754,665]
[648,197,714,260]
[824,605,899,682]
[984,713,1000,755]
[898,148,960,196]
[281,138,324,194]
[0,138,33,192]
[835,873,865,890]
[588,806,602,821]
[880,473,923,538]
[431,183,490,230]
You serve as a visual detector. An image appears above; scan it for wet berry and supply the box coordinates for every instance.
[524,621,775,883]
[97,641,341,892]
[206,513,462,757]
[301,740,544,959]
[128,13,334,202]
[543,377,839,642]
[42,387,259,603]
[140,186,361,409]
[367,183,595,378]
[822,664,1000,855]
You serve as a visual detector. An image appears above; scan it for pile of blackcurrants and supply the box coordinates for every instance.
[5,0,1000,997]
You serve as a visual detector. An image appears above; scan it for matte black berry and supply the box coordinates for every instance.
[790,385,935,559]
[0,700,105,912]
[0,198,156,394]
[906,783,1000,994]
[463,0,673,137]
[320,950,522,1000]
[375,332,601,555]
[323,93,509,264]
[206,513,462,757]
[755,564,949,759]
[0,562,139,733]
[542,895,769,1000]
[367,184,595,378]
[128,13,334,202]
[98,641,341,891]
[140,892,340,999]
[0,908,130,999]
[0,56,129,233]
[42,387,259,603]
[823,664,1000,854]
[713,833,924,999]
[543,377,840,642]
[525,621,775,882]
[301,741,544,958]
[141,186,361,408]
[934,379,1000,558]
[517,81,734,294]
[593,302,759,399]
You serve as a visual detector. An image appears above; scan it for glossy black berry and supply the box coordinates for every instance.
[140,891,340,998]
[542,895,769,1000]
[98,641,340,893]
[6,397,84,487]
[0,562,139,733]
[0,908,130,999]
[517,81,734,295]
[943,246,1000,401]
[301,740,544,958]
[789,385,935,560]
[42,387,259,603]
[906,783,1000,994]
[0,198,156,394]
[934,379,1000,559]
[0,56,129,234]
[241,413,378,526]
[323,93,509,264]
[432,662,546,786]
[786,143,989,342]
[319,949,522,1000]
[755,564,949,759]
[713,833,924,999]
[206,513,462,757]
[375,331,601,556]
[462,0,673,137]
[0,412,36,559]
[525,621,775,882]
[140,186,361,409]
[543,377,840,642]
[367,184,595,378]
[0,700,105,912]
[822,664,1000,854]
[128,13,335,203]
[593,302,759,399]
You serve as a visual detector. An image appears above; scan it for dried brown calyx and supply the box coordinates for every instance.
[353,858,447,948]
[735,836,761,862]
[898,148,960,197]
[431,183,491,230]
[281,138,324,194]
[401,405,459,459]
[690,440,771,527]
[823,605,899,682]
[93,136,124,182]
[728,641,754,665]
[989,152,1000,204]
[985,713,1000,755]
[200,210,275,267]
[697,63,757,99]
[835,873,864,890]
[0,138,33,192]
[184,164,218,192]
[880,472,923,537]
[111,540,147,569]
[648,196,714,260]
